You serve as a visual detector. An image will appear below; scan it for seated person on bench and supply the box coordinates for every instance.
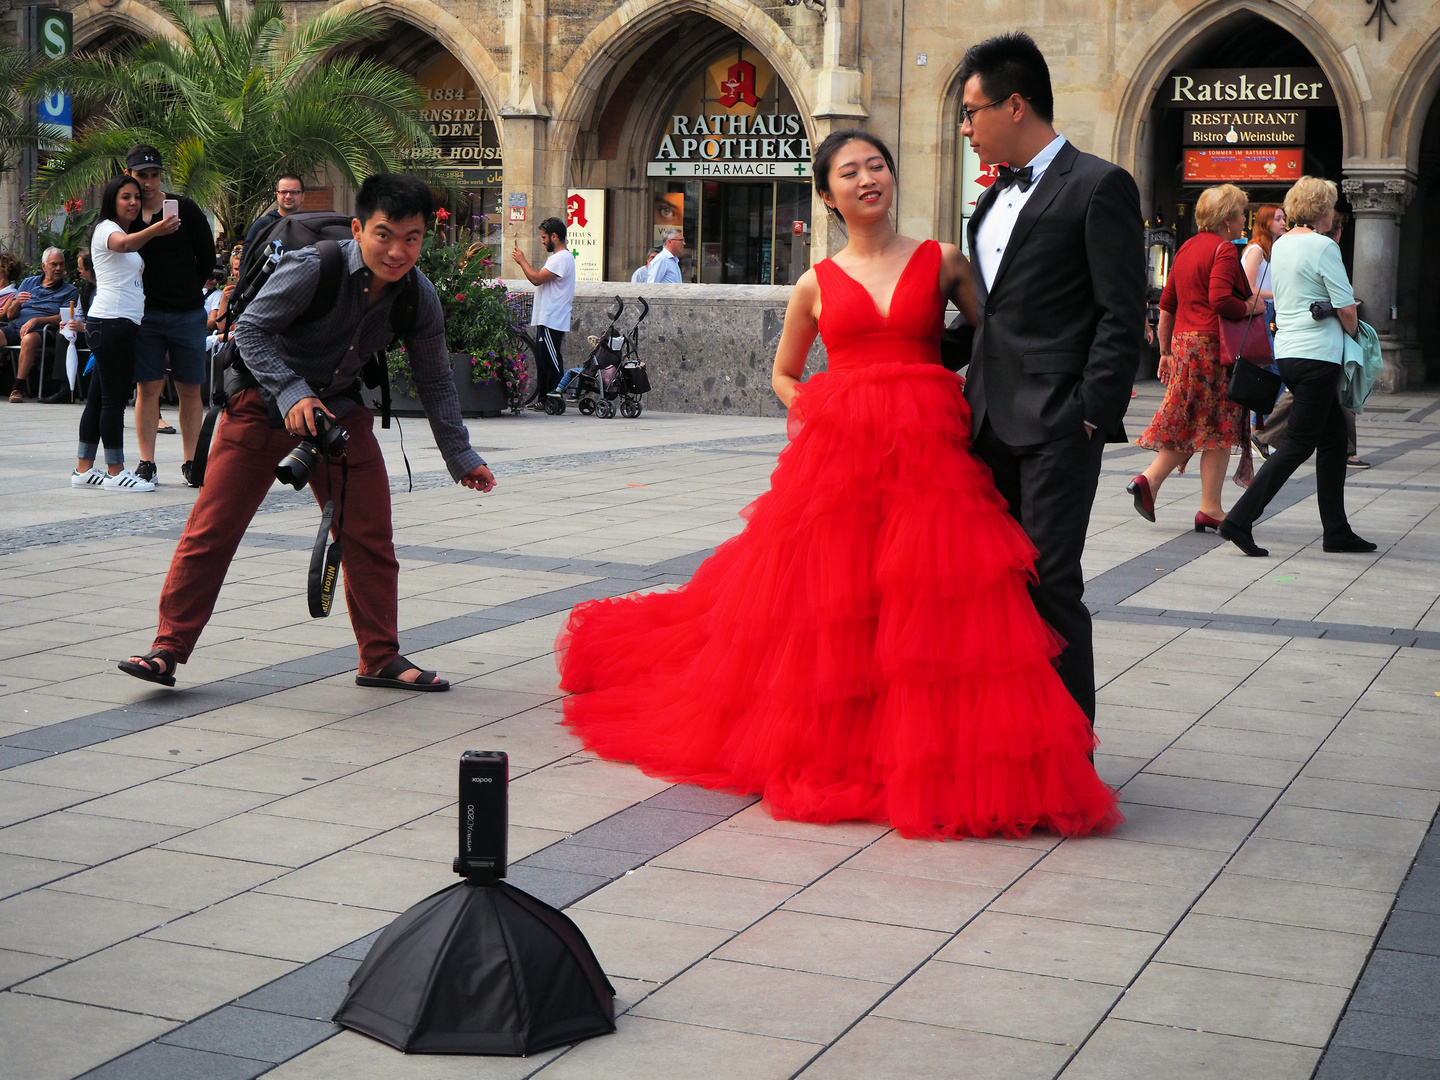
[3,248,80,402]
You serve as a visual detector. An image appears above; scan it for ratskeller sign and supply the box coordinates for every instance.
[1166,68,1336,107]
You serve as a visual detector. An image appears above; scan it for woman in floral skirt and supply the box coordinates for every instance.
[1127,184,1265,531]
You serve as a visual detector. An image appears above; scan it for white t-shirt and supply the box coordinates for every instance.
[530,247,576,332]
[88,220,145,324]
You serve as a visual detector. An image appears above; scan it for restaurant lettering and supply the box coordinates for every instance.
[1184,110,1306,146]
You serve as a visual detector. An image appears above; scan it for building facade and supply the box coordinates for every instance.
[20,0,1440,386]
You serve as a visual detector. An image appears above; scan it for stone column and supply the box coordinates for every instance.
[499,0,563,255]
[1342,171,1419,391]
[809,0,868,260]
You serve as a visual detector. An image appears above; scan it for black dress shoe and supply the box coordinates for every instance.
[1218,520,1269,557]
[1323,533,1377,553]
[40,387,73,404]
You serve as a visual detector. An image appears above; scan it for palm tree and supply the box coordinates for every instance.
[26,0,448,234]
[0,45,68,181]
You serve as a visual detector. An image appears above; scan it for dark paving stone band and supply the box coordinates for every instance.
[73,784,759,1080]
[1314,807,1440,1078]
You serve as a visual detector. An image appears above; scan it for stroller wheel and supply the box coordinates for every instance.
[596,398,616,419]
[544,395,565,415]
[578,397,597,415]
[620,397,642,419]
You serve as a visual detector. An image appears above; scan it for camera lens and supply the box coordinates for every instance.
[275,443,321,489]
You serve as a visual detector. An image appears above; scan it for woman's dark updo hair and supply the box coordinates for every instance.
[812,129,897,223]
[98,173,142,226]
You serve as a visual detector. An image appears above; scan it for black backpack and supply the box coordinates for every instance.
[191,216,419,485]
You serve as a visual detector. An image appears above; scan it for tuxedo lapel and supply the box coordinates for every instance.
[986,141,1078,296]
[968,185,998,302]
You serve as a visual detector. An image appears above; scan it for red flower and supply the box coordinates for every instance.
[435,208,451,222]
[63,198,83,214]
[454,293,466,302]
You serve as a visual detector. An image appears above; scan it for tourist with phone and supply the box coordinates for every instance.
[123,144,216,488]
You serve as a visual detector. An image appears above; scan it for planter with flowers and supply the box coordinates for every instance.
[384,203,532,417]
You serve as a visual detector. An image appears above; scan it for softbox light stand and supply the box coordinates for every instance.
[333,751,616,1055]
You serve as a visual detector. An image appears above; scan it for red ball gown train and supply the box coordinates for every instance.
[555,240,1121,839]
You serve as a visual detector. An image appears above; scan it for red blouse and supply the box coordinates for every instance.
[1160,231,1253,334]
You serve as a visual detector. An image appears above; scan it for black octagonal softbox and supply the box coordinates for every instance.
[333,751,615,1055]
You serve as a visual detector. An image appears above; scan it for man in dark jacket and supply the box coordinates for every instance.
[959,33,1146,722]
[125,144,217,487]
[119,173,496,692]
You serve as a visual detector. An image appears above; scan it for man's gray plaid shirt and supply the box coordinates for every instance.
[232,239,486,482]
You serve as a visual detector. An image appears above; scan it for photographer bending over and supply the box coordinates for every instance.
[119,174,496,691]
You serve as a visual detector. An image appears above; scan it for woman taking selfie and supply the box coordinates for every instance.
[70,173,180,491]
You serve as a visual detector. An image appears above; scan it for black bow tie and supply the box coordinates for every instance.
[995,164,1034,193]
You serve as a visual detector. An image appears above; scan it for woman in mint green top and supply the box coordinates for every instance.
[1218,176,1373,560]
[1270,230,1355,364]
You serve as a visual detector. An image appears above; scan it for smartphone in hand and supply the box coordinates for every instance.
[162,198,179,220]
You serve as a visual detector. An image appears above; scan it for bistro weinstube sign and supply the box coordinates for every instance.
[1184,110,1306,146]
[1166,68,1335,107]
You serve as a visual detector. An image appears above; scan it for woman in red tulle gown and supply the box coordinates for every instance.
[555,130,1120,840]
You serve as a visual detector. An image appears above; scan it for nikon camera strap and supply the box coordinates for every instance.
[307,456,348,618]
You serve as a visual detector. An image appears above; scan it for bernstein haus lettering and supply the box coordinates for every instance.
[1167,68,1336,107]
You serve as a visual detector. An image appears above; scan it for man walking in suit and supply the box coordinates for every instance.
[960,32,1145,721]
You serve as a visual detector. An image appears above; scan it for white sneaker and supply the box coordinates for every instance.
[102,468,156,492]
[71,468,107,488]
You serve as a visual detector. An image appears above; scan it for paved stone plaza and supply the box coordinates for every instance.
[1,384,1438,1080]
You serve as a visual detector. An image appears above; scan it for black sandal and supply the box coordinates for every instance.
[355,655,450,692]
[118,648,177,687]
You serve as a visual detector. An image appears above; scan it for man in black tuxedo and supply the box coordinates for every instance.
[959,33,1145,721]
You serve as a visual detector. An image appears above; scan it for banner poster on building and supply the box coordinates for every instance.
[406,53,502,186]
[653,192,684,247]
[956,136,998,256]
[1183,148,1304,183]
[646,51,812,180]
[566,189,606,282]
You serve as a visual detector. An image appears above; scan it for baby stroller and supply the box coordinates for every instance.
[545,296,651,418]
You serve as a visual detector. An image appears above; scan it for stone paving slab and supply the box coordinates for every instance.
[0,387,1437,1078]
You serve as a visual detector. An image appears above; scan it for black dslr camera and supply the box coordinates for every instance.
[275,408,347,489]
[1310,300,1336,321]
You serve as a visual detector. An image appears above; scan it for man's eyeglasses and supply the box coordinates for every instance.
[276,189,303,197]
[959,99,1008,125]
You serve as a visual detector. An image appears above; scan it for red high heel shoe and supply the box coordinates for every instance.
[1126,475,1155,522]
[1194,512,1223,534]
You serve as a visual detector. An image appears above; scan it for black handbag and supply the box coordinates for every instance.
[1226,355,1282,414]
[1222,311,1282,414]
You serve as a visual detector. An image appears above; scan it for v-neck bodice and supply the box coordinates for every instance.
[814,240,945,373]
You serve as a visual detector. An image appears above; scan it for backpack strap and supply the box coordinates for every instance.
[301,239,345,323]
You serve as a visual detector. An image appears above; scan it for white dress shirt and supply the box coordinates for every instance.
[647,247,681,284]
[974,134,1068,293]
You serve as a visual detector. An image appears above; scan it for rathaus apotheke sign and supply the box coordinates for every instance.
[1166,68,1337,107]
[646,59,812,179]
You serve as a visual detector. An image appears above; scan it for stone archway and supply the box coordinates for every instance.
[325,0,504,118]
[545,0,820,282]
[1109,0,1365,216]
[70,0,180,48]
[548,0,817,201]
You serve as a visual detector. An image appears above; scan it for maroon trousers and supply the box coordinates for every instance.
[153,388,400,676]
